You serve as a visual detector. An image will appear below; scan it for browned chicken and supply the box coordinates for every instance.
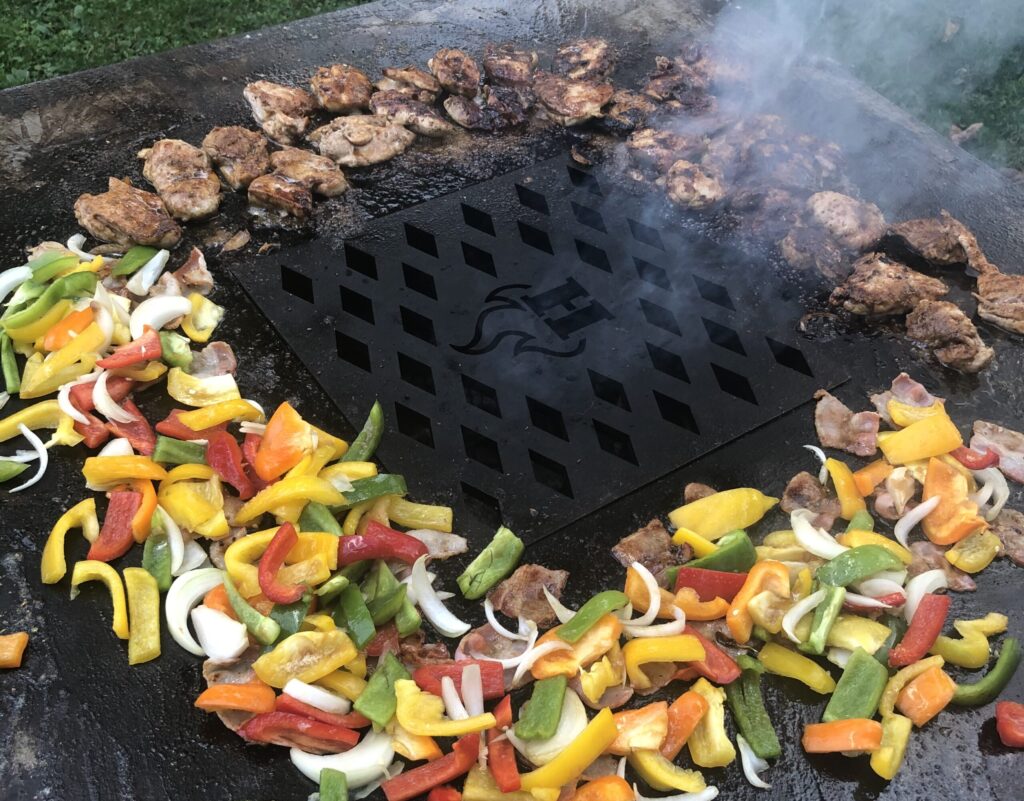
[247,174,313,219]
[779,222,850,282]
[428,48,481,98]
[600,90,658,135]
[661,159,724,209]
[728,187,803,245]
[443,86,529,131]
[905,299,994,373]
[139,139,222,221]
[243,80,315,145]
[642,55,714,114]
[553,38,615,82]
[626,127,707,173]
[805,191,886,252]
[376,65,441,102]
[269,148,348,197]
[830,253,948,316]
[74,178,182,248]
[308,115,416,167]
[886,210,996,273]
[310,64,374,113]
[813,389,880,457]
[974,270,1024,334]
[201,126,270,191]
[482,43,538,87]
[533,71,613,126]
[369,90,454,137]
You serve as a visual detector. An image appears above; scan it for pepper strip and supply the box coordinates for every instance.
[41,498,99,584]
[826,458,867,520]
[930,613,1008,668]
[519,707,617,791]
[124,567,161,665]
[70,560,129,639]
[355,652,411,728]
[233,475,345,525]
[758,642,836,694]
[951,638,1021,707]
[623,635,705,689]
[870,714,913,780]
[382,733,479,801]
[823,647,888,722]
[687,677,736,768]
[341,400,383,462]
[488,695,521,792]
[800,585,846,656]
[879,655,945,718]
[727,560,790,644]
[558,591,628,643]
[258,522,306,604]
[889,593,951,667]
[725,654,780,759]
[0,400,62,442]
[87,491,143,563]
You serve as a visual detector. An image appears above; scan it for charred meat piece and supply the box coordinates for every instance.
[683,482,717,504]
[974,270,1024,334]
[191,342,238,378]
[74,178,182,249]
[907,541,976,592]
[870,372,942,425]
[611,519,689,585]
[661,159,725,210]
[398,631,450,669]
[830,253,948,316]
[779,221,850,282]
[377,65,441,102]
[243,80,315,145]
[971,420,1024,483]
[533,71,613,127]
[308,115,416,167]
[269,147,349,197]
[483,43,538,87]
[553,38,614,82]
[444,86,529,131]
[813,389,880,457]
[172,247,214,295]
[627,127,707,174]
[600,90,658,135]
[428,48,481,97]
[369,90,454,137]
[310,64,373,113]
[489,564,569,627]
[139,139,221,221]
[728,186,804,245]
[905,300,994,373]
[886,210,995,273]
[247,174,313,219]
[643,55,714,114]
[780,471,841,531]
[991,508,1024,566]
[201,126,270,191]
[806,191,886,253]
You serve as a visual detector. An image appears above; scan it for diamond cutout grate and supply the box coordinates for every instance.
[232,157,845,536]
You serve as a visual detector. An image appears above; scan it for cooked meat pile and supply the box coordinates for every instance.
[611,519,689,585]
[138,139,222,221]
[375,65,441,102]
[248,174,313,220]
[268,148,348,197]
[780,471,840,530]
[830,253,948,316]
[74,178,182,248]
[201,126,270,190]
[488,564,569,627]
[243,80,315,145]
[445,87,530,132]
[533,71,614,127]
[308,115,416,167]
[310,64,373,113]
[905,299,994,373]
[780,192,886,281]
[974,271,1024,334]
[886,211,996,274]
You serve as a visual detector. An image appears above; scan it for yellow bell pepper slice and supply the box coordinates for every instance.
[316,669,367,701]
[0,399,63,442]
[345,651,367,679]
[157,475,222,532]
[225,528,340,598]
[194,510,230,540]
[870,713,913,780]
[879,655,944,718]
[519,707,618,791]
[166,367,241,407]
[70,560,129,639]
[793,614,893,655]
[41,498,100,584]
[124,567,161,665]
[945,530,1001,573]
[687,678,736,768]
[793,566,813,599]
[825,458,866,520]
[19,352,97,398]
[320,461,378,484]
[342,500,373,535]
[311,426,349,461]
[5,299,71,344]
[161,463,216,484]
[462,766,534,801]
[253,630,357,688]
[389,721,443,762]
[579,642,625,704]
[623,635,705,690]
[668,488,778,541]
[83,455,168,485]
[180,292,225,343]
[930,613,1007,669]
[628,748,705,792]
[532,614,623,680]
[234,476,346,525]
[672,526,718,557]
[109,361,168,382]
[837,529,913,565]
[388,497,454,533]
[30,320,105,377]
[51,412,85,447]
[302,613,337,633]
[887,399,945,428]
[758,642,836,694]
[877,410,963,465]
[394,679,497,737]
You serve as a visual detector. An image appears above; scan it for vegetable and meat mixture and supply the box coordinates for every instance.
[0,228,1021,798]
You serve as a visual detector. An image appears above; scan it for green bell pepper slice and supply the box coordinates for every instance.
[353,651,410,728]
[141,516,172,592]
[299,501,344,536]
[341,400,383,462]
[315,573,350,600]
[332,583,376,649]
[319,767,349,801]
[270,592,313,645]
[152,435,207,466]
[799,584,846,656]
[815,545,903,587]
[951,637,1021,707]
[823,647,888,721]
[30,253,80,283]
[159,331,193,371]
[845,509,874,533]
[1,333,20,394]
[111,246,159,277]
[556,591,628,643]
[457,525,524,600]
[223,574,281,646]
[2,271,97,331]
[334,474,408,510]
[395,595,422,638]
[725,654,780,759]
[515,675,568,741]
[0,459,29,484]
[687,529,756,572]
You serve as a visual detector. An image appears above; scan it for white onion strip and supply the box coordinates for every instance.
[625,606,687,638]
[624,561,660,627]
[737,734,772,789]
[93,302,114,351]
[893,495,941,548]
[973,467,1010,521]
[125,249,169,295]
[290,730,394,788]
[904,569,948,623]
[190,605,249,660]
[827,647,853,669]
[283,678,351,715]
[165,568,224,656]
[157,505,185,575]
[0,391,8,412]
[57,372,100,425]
[129,294,191,339]
[543,586,576,624]
[782,589,825,644]
[66,234,100,262]
[803,444,829,485]
[855,578,906,599]
[411,555,470,638]
[469,622,538,669]
[441,676,469,720]
[460,664,484,717]
[484,597,527,641]
[791,509,848,560]
[633,784,719,801]
[93,371,138,423]
[179,539,209,573]
[511,640,572,686]
[97,437,134,457]
[617,756,627,779]
[7,424,48,493]
[844,592,899,609]
[0,265,31,303]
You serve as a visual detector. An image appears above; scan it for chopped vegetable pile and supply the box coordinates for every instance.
[2,241,1022,798]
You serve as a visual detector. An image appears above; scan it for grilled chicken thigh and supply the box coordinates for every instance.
[533,71,613,126]
[886,211,995,273]
[600,90,658,135]
[247,174,313,219]
[201,126,270,191]
[428,48,481,97]
[376,65,441,102]
[974,270,1024,334]
[779,222,850,281]
[906,299,994,373]
[806,191,886,252]
[830,253,948,316]
[308,115,416,167]
[626,127,707,173]
[139,139,222,221]
[553,38,614,81]
[643,55,714,114]
[443,86,529,131]
[243,80,315,145]
[661,159,724,209]
[310,64,374,113]
[369,90,454,137]
[269,148,349,197]
[482,43,538,87]
[74,178,183,248]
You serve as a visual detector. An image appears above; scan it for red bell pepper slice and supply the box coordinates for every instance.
[104,398,156,455]
[205,431,255,500]
[889,593,951,667]
[258,522,305,604]
[366,623,400,657]
[74,410,111,449]
[337,520,428,566]
[675,566,749,602]
[427,788,461,801]
[382,733,479,801]
[155,409,229,441]
[412,660,506,700]
[87,491,143,562]
[274,692,371,728]
[684,624,741,685]
[487,695,520,792]
[237,711,359,749]
[69,375,133,413]
[96,327,162,369]
[951,445,1000,470]
[996,701,1024,748]
[242,432,272,493]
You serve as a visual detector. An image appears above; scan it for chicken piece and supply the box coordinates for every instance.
[905,299,994,373]
[813,389,880,457]
[974,270,1024,334]
[308,115,416,167]
[376,65,441,102]
[310,64,373,113]
[191,342,237,378]
[139,139,221,221]
[991,509,1024,566]
[886,210,996,273]
[869,372,942,425]
[907,542,975,592]
[201,126,270,191]
[533,71,613,127]
[780,471,841,531]
[398,631,450,668]
[806,191,886,252]
[728,186,803,244]
[611,519,689,585]
[488,564,569,627]
[830,253,948,316]
[428,48,480,98]
[172,247,214,295]
[74,178,182,249]
[247,174,313,219]
[369,90,454,138]
[626,127,707,173]
[661,159,724,210]
[599,90,658,135]
[971,421,1024,483]
[642,55,715,115]
[683,482,716,504]
[779,222,850,282]
[269,147,349,197]
[457,623,529,666]
[443,86,529,131]
[243,80,315,145]
[482,43,538,87]
[148,272,183,298]
[553,38,614,82]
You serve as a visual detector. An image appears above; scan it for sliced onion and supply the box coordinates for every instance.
[617,756,627,779]
[411,555,470,638]
[872,569,908,586]
[179,539,209,573]
[507,690,587,766]
[469,622,538,669]
[827,647,853,668]
[290,730,395,788]
[511,640,573,686]
[283,679,351,715]
[0,391,8,412]
[157,505,185,575]
[782,588,825,644]
[893,495,940,548]
[406,529,468,560]
[125,249,169,295]
[66,233,101,262]
[8,424,47,493]
[238,421,267,436]
[845,592,899,609]
[92,302,115,351]
[803,444,829,485]
[737,734,771,789]
[441,676,469,720]
[98,437,134,457]
[461,663,484,716]
[352,762,404,800]
[625,606,688,638]
[58,372,100,425]
[0,265,31,303]
[855,578,906,599]
[165,568,225,656]
[485,597,527,641]
[633,784,719,801]
[543,586,577,623]
[190,605,249,660]
[904,569,948,623]
[624,561,660,627]
[93,371,138,423]
[129,294,191,339]
[791,509,848,560]
[973,467,1010,521]
[110,291,132,326]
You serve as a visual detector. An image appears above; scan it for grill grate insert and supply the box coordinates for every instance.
[232,157,846,538]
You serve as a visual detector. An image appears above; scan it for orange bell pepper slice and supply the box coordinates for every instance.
[254,402,313,482]
[625,565,676,619]
[727,560,790,644]
[608,701,669,755]
[127,478,158,542]
[625,567,729,621]
[895,665,956,727]
[575,776,635,801]
[853,459,894,497]
[195,681,277,714]
[531,613,622,679]
[203,584,239,620]
[802,719,883,754]
[42,306,94,352]
[922,457,987,545]
[660,689,710,760]
[674,587,730,621]
[0,632,30,668]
